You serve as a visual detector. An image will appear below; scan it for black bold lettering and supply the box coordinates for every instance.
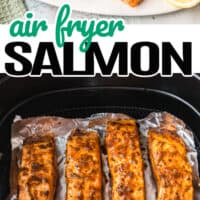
[86,42,128,76]
[131,42,159,76]
[63,42,94,75]
[5,42,32,76]
[32,42,61,76]
[162,42,192,76]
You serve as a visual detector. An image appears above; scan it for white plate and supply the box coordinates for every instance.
[39,0,180,16]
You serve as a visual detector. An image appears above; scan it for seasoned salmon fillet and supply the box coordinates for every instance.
[66,129,102,200]
[105,119,145,200]
[122,0,143,7]
[148,129,194,200]
[18,135,57,200]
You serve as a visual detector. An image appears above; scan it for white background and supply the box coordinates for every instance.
[25,0,200,24]
[0,24,200,76]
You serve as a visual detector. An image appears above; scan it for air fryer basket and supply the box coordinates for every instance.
[0,75,199,200]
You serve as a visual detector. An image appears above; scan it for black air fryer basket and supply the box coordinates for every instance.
[0,74,199,200]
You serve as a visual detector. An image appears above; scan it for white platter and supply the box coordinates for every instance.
[39,0,180,16]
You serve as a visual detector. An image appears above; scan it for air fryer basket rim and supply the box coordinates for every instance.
[0,74,200,119]
[0,86,200,127]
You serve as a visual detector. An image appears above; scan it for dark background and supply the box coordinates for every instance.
[0,74,199,118]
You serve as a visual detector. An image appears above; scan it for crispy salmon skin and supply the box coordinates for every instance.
[18,135,57,200]
[148,129,194,200]
[66,129,102,200]
[105,119,145,200]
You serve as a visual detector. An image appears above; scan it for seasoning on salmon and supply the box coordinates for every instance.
[148,128,194,200]
[122,0,143,7]
[66,129,102,200]
[105,119,145,200]
[18,135,57,200]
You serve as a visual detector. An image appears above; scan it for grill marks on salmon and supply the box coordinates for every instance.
[66,129,102,200]
[148,129,194,200]
[18,135,57,200]
[105,119,145,200]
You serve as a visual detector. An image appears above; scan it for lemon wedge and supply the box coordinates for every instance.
[167,0,200,8]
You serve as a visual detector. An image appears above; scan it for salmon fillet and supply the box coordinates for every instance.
[148,129,194,200]
[18,135,57,200]
[66,129,102,200]
[105,119,145,200]
[122,0,143,7]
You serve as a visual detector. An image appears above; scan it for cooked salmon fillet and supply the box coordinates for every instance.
[122,0,143,7]
[66,129,102,200]
[148,129,194,200]
[18,135,57,200]
[105,119,145,200]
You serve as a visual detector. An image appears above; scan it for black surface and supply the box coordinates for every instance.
[0,74,199,199]
[0,74,200,119]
